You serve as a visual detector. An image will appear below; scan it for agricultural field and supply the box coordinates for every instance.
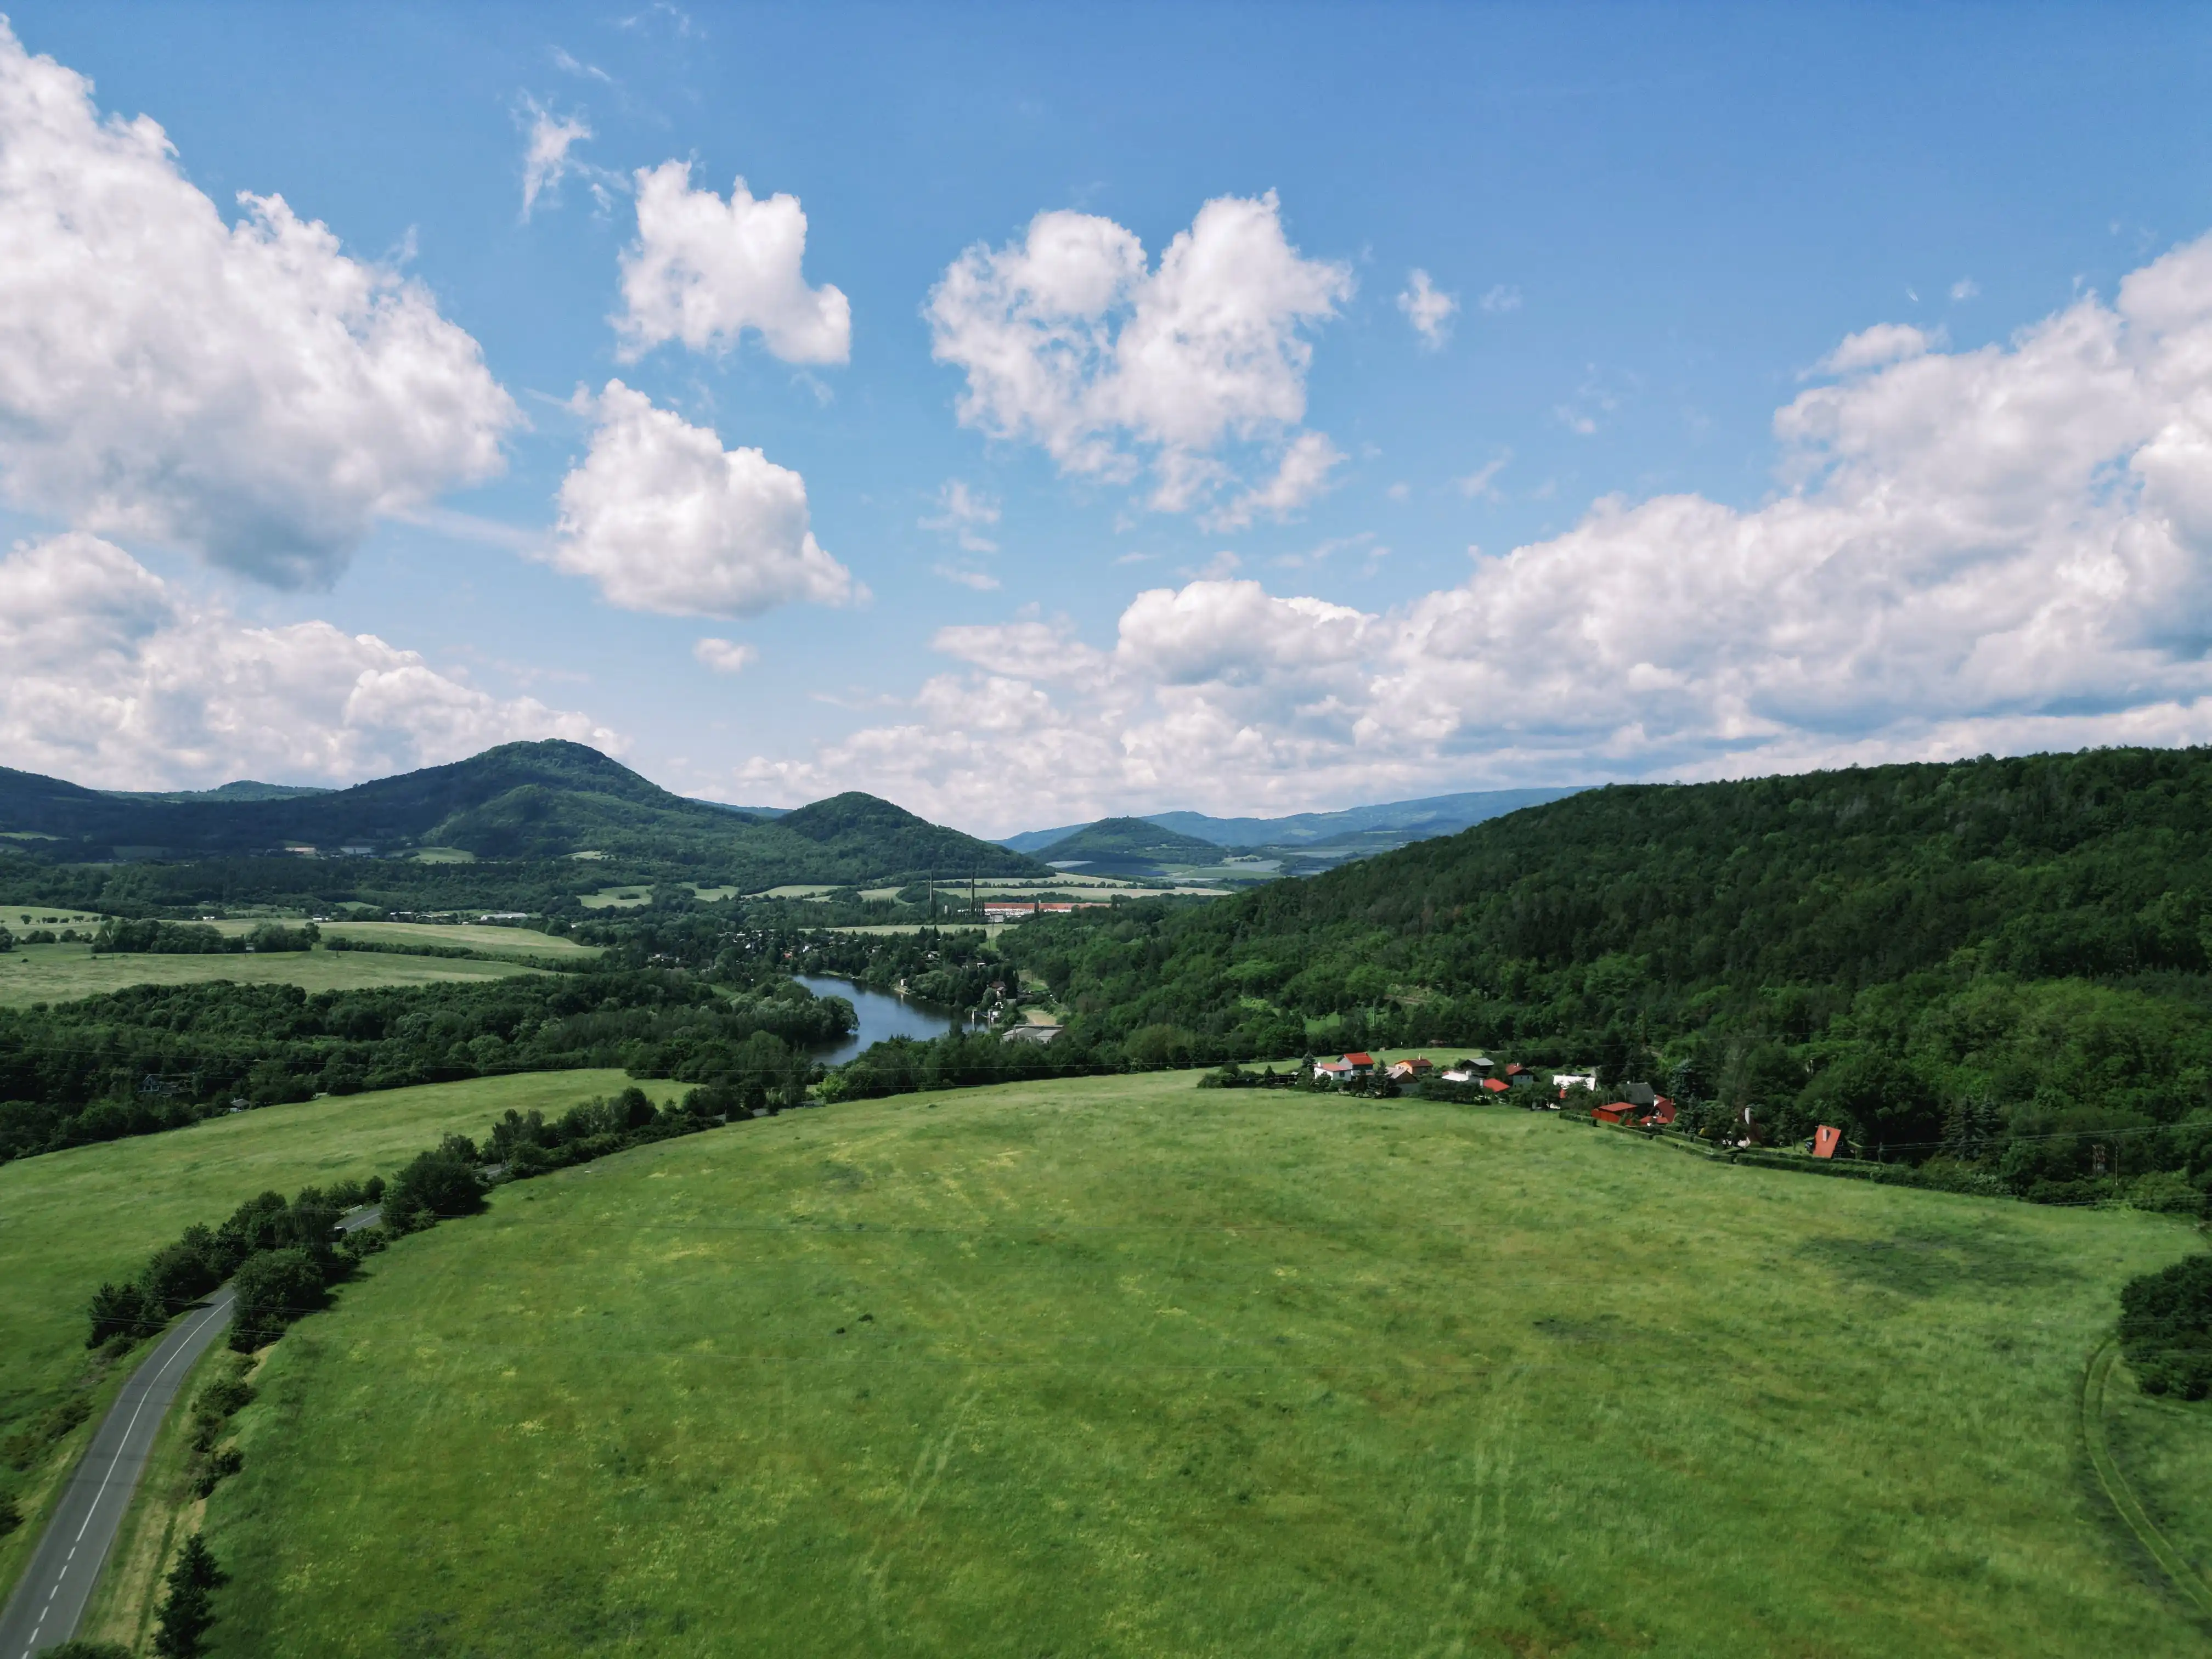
[3,906,103,928]
[0,940,540,1007]
[0,1071,684,1606]
[310,921,596,957]
[197,1074,2209,1657]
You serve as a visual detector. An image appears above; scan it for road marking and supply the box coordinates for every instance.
[9,1291,229,1658]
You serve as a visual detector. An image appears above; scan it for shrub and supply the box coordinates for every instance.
[142,1238,222,1313]
[152,1533,224,1657]
[46,1643,133,1659]
[227,1248,326,1353]
[382,1144,483,1232]
[2119,1254,2212,1398]
[2128,1169,2204,1215]
[87,1279,156,1346]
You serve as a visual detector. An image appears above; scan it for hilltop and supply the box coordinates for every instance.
[1032,815,1231,875]
[0,742,1042,893]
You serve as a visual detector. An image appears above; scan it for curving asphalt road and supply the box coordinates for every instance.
[0,1287,235,1657]
[0,1204,381,1656]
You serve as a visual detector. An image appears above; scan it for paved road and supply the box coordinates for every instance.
[0,1204,381,1656]
[0,1287,235,1657]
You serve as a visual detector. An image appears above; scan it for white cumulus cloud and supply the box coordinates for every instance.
[0,21,516,589]
[0,534,617,789]
[616,160,851,363]
[1397,268,1459,348]
[550,380,856,618]
[693,637,757,674]
[732,229,2212,831]
[927,190,1351,518]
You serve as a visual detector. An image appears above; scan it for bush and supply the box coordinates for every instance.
[46,1643,134,1659]
[227,1248,327,1353]
[152,1533,224,1657]
[87,1279,157,1346]
[382,1143,483,1231]
[142,1238,222,1312]
[2128,1170,2204,1215]
[2119,1254,2212,1398]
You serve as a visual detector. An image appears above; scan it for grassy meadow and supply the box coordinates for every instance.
[0,941,540,1006]
[193,1074,2211,1657]
[0,1070,684,1606]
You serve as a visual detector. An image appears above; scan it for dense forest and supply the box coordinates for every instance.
[982,748,2212,1204]
[0,969,853,1163]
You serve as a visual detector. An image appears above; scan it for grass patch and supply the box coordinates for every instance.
[579,887,654,909]
[312,921,595,957]
[2102,1352,2212,1593]
[0,1070,683,1609]
[409,848,476,864]
[199,1076,2209,1656]
[0,942,539,1007]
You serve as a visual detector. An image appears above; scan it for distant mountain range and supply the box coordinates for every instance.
[0,742,1040,884]
[1001,787,1587,872]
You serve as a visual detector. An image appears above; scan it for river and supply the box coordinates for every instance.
[794,973,968,1065]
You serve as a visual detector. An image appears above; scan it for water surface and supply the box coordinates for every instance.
[795,973,964,1065]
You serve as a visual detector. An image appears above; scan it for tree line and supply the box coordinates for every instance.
[0,969,853,1164]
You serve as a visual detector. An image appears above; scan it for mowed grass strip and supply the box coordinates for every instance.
[0,1070,683,1605]
[0,941,541,1007]
[204,1077,2208,1657]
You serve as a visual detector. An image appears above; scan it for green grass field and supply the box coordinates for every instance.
[192,1075,2212,1657]
[4,906,103,928]
[0,941,540,1006]
[311,921,596,957]
[0,1071,682,1607]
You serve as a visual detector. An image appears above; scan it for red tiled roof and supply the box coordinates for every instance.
[1481,1077,1509,1092]
[1342,1052,1374,1066]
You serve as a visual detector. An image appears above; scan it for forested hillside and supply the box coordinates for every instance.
[0,742,1041,877]
[997,748,2212,1197]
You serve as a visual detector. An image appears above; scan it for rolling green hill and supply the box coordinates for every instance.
[1032,815,1229,874]
[0,743,1041,887]
[190,1073,2207,1656]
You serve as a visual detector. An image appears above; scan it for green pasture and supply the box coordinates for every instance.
[198,1076,2209,1657]
[408,847,477,863]
[4,906,102,928]
[579,886,654,909]
[0,942,539,1006]
[309,921,595,957]
[0,1071,683,1605]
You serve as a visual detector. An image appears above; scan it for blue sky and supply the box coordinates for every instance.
[2,3,2210,832]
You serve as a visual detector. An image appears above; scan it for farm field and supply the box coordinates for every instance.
[0,941,539,1006]
[3,906,103,928]
[0,1070,684,1608]
[200,1075,2209,1657]
[309,921,596,957]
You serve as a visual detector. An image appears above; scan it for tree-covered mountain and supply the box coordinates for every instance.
[100,781,335,804]
[995,747,2212,1198]
[1032,817,1231,874]
[0,743,1042,889]
[998,787,1587,864]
